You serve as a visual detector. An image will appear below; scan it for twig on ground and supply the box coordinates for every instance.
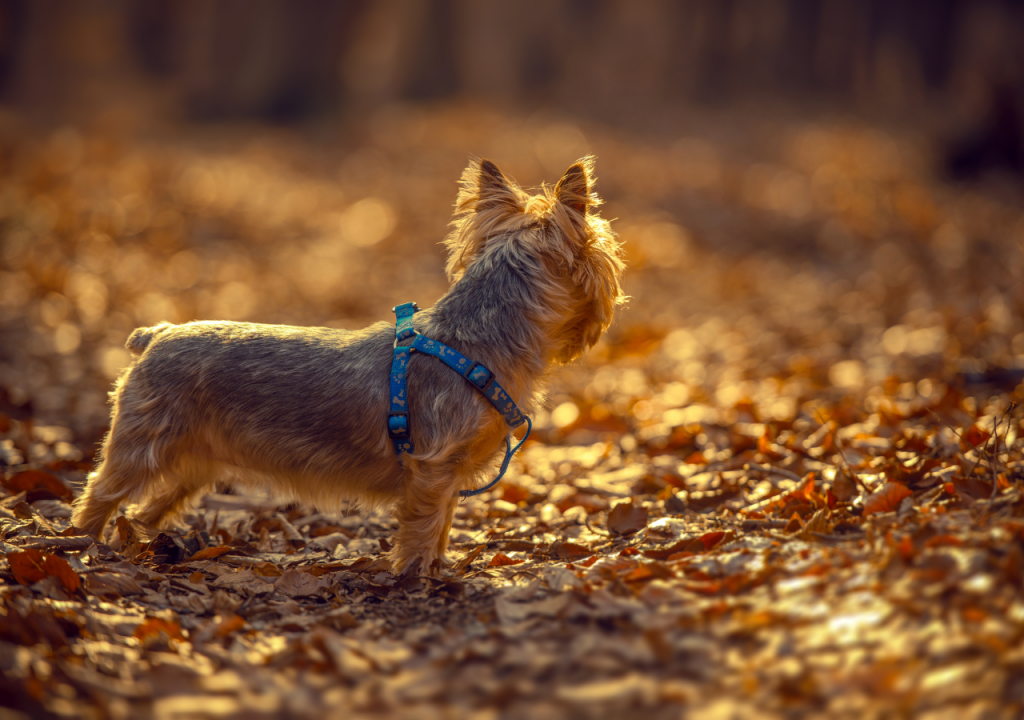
[985,403,1016,499]
[962,403,1014,499]
[744,463,803,483]
[585,515,611,536]
[928,408,978,452]
[815,411,868,492]
[740,519,789,531]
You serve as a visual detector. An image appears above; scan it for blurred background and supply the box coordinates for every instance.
[1,0,1023,458]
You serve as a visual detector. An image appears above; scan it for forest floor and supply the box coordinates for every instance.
[2,100,1024,719]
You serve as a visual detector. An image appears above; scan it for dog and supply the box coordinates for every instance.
[71,156,625,573]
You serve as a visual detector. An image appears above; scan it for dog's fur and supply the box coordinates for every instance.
[71,156,624,573]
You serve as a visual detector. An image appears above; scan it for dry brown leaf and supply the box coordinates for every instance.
[85,572,145,597]
[2,470,74,502]
[253,561,283,577]
[607,499,648,536]
[863,483,913,516]
[214,614,246,638]
[276,569,324,597]
[831,471,858,502]
[487,552,524,568]
[134,617,185,643]
[188,545,233,561]
[7,549,80,592]
[553,541,595,562]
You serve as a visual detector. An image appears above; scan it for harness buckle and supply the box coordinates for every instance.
[387,411,410,439]
[464,361,494,392]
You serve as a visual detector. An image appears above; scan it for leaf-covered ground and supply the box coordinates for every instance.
[2,103,1024,718]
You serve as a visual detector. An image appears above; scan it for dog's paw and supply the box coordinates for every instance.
[395,556,424,577]
[390,548,430,577]
[390,549,452,577]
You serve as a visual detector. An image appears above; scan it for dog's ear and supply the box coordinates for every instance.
[446,158,525,280]
[555,158,593,215]
[477,159,519,212]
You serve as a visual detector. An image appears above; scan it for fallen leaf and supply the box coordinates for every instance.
[698,531,732,551]
[555,493,609,513]
[553,541,594,562]
[275,568,325,597]
[896,533,915,561]
[784,513,803,533]
[587,555,639,579]
[7,548,47,585]
[188,545,233,561]
[623,561,675,583]
[863,483,913,516]
[495,592,573,624]
[501,540,535,552]
[2,469,73,501]
[134,617,185,643]
[831,471,858,501]
[85,572,145,597]
[608,499,648,536]
[797,508,833,540]
[487,552,524,568]
[743,473,817,517]
[6,549,80,592]
[501,484,529,504]
[214,614,246,638]
[452,545,485,575]
[684,450,708,465]
[962,424,990,449]
[556,673,656,704]
[20,536,92,551]
[253,561,283,577]
[212,569,274,594]
[757,430,784,459]
[642,538,694,560]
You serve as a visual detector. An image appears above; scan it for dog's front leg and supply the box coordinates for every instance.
[433,495,458,562]
[390,464,458,575]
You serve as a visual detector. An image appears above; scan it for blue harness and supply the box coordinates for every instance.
[387,302,532,498]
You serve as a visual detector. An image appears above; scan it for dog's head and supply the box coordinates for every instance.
[444,156,625,363]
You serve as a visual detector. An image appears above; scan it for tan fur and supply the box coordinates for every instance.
[71,156,625,574]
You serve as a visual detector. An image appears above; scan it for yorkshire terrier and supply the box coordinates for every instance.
[71,156,625,573]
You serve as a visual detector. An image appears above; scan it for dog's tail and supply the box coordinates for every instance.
[125,322,174,356]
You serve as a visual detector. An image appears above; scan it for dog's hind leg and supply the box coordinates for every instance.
[134,479,203,529]
[72,403,168,539]
[72,443,157,539]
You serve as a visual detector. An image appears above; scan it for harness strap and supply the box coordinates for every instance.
[387,302,531,498]
[387,302,418,455]
[410,335,525,429]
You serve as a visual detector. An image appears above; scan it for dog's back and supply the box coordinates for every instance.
[125,322,175,355]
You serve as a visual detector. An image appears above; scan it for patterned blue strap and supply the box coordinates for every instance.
[410,335,526,429]
[395,302,417,342]
[388,346,414,455]
[388,302,418,456]
[387,302,531,497]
